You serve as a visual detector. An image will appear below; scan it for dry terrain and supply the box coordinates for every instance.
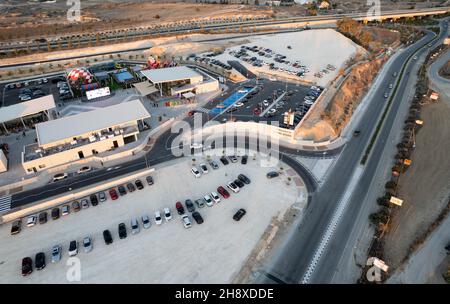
[383,98,450,270]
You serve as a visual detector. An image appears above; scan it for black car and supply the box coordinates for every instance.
[146,176,154,185]
[38,212,47,224]
[35,252,46,270]
[233,209,247,221]
[185,199,195,212]
[266,171,279,179]
[220,157,229,165]
[103,230,113,245]
[11,220,22,235]
[238,174,251,184]
[118,223,127,239]
[135,179,144,190]
[51,207,60,220]
[192,212,204,224]
[241,155,248,164]
[126,183,136,193]
[353,130,361,137]
[90,194,99,206]
[22,257,33,276]
[234,179,245,188]
[118,185,127,196]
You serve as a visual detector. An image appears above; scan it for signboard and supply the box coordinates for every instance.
[86,87,110,100]
[390,196,404,207]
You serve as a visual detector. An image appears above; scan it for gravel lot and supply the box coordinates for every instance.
[0,154,304,283]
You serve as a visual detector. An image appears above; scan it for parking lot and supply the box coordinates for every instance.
[0,153,303,283]
[0,74,70,108]
[208,79,322,129]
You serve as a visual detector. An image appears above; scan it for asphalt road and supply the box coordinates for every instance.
[257,22,448,284]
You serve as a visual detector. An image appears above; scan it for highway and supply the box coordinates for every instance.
[0,6,448,58]
[257,19,449,284]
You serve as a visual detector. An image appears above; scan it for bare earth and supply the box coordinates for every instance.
[383,98,450,270]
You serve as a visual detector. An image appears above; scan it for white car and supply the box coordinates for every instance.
[155,211,163,225]
[304,100,314,105]
[191,167,202,178]
[26,215,37,227]
[235,101,244,108]
[83,236,93,253]
[211,192,221,203]
[227,181,240,193]
[142,215,151,229]
[181,215,192,229]
[199,163,208,174]
[204,195,214,207]
[53,173,68,182]
[164,208,172,221]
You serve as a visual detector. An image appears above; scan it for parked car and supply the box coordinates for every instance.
[118,223,127,239]
[51,245,62,263]
[51,208,60,220]
[195,198,206,208]
[164,208,172,221]
[228,155,238,163]
[68,240,78,256]
[238,174,251,184]
[220,156,229,165]
[77,166,92,174]
[204,195,214,207]
[175,202,185,215]
[126,183,136,193]
[98,192,107,202]
[234,179,245,188]
[146,176,154,185]
[22,257,33,276]
[131,218,140,234]
[227,182,240,193]
[52,173,68,182]
[109,188,119,200]
[211,192,221,203]
[118,185,127,196]
[266,171,279,179]
[135,179,144,190]
[155,211,163,225]
[217,186,230,199]
[181,215,192,229]
[209,160,219,170]
[192,212,204,224]
[191,166,201,178]
[83,236,93,253]
[61,205,70,216]
[90,194,98,206]
[27,215,37,227]
[142,215,151,229]
[233,208,247,221]
[11,219,22,235]
[185,199,195,212]
[199,163,208,174]
[241,155,248,164]
[103,230,113,245]
[38,212,48,224]
[72,201,81,212]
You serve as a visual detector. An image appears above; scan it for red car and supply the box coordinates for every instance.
[175,201,185,215]
[253,108,261,116]
[22,257,33,276]
[109,188,119,200]
[187,110,196,117]
[217,186,230,199]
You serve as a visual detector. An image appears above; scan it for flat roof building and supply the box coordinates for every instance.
[23,100,150,174]
[141,66,203,85]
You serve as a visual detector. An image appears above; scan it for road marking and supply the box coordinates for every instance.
[0,195,12,213]
[300,166,364,284]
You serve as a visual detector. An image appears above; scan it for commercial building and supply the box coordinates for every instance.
[22,100,150,173]
[141,66,219,96]
[0,95,55,134]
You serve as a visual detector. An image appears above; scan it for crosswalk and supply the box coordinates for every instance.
[0,195,12,213]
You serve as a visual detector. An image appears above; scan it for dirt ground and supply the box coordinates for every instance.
[383,98,450,270]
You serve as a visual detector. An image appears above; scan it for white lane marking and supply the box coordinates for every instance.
[301,166,364,284]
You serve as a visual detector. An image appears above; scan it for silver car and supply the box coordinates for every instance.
[131,218,140,234]
[51,244,62,263]
[142,215,151,229]
[83,236,93,253]
[98,191,107,202]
